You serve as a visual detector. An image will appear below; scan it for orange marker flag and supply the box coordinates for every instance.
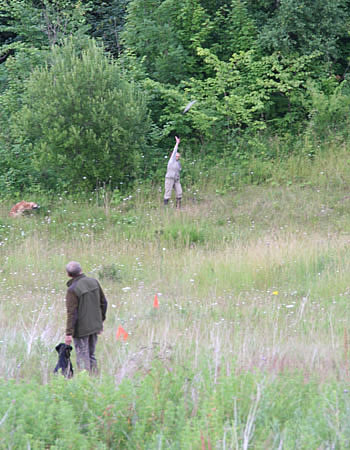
[116,325,128,341]
[153,294,159,308]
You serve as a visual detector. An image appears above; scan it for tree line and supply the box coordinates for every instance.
[1,0,350,194]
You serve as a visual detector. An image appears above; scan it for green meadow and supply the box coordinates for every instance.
[2,146,350,448]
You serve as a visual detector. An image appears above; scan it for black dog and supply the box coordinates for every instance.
[54,343,74,378]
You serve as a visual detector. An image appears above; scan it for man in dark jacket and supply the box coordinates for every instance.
[65,261,108,374]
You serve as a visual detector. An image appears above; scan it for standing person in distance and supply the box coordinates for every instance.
[164,135,182,208]
[65,261,108,374]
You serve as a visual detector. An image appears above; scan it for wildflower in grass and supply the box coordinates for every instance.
[272,291,279,295]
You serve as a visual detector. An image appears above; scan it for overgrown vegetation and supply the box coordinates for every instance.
[2,1,350,447]
[2,0,350,194]
[1,145,350,446]
[2,367,350,449]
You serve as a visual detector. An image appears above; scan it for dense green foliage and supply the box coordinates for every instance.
[1,364,350,448]
[7,39,150,192]
[3,3,350,447]
[1,0,350,191]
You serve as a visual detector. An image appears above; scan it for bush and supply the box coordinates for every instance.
[9,38,151,193]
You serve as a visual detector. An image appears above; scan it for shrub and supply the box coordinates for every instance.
[9,38,151,193]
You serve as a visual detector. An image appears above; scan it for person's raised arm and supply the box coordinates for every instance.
[168,136,180,164]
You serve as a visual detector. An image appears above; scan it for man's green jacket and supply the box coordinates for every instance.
[66,274,108,338]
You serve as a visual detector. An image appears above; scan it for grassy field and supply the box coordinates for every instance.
[2,146,350,448]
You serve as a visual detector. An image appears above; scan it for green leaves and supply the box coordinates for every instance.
[122,0,211,84]
[257,0,350,63]
[180,48,325,142]
[9,38,151,192]
[0,0,91,48]
[1,0,350,191]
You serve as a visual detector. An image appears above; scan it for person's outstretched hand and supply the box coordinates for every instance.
[175,136,180,144]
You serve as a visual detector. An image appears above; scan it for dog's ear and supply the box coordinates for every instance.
[55,343,63,353]
[68,345,73,351]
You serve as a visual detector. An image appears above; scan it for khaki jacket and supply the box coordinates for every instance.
[165,142,181,180]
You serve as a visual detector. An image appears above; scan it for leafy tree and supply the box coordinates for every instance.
[0,0,47,49]
[198,0,231,15]
[121,0,258,149]
[0,0,92,123]
[7,38,151,193]
[257,0,350,66]
[0,45,46,194]
[209,0,257,61]
[122,0,185,83]
[305,79,350,141]
[0,0,91,49]
[180,48,324,144]
[86,0,128,58]
[244,0,281,25]
[122,0,211,84]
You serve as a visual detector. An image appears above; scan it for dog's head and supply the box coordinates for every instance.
[55,342,72,357]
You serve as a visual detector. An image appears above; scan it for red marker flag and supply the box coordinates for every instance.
[153,294,159,308]
[116,325,128,341]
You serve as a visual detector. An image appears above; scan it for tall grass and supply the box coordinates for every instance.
[1,169,350,380]
[2,146,350,446]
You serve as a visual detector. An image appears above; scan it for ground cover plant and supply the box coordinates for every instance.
[2,146,350,447]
